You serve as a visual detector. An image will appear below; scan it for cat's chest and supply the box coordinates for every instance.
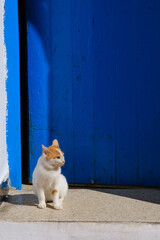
[42,170,55,180]
[39,167,59,184]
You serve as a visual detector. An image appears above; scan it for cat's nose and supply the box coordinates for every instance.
[59,160,65,167]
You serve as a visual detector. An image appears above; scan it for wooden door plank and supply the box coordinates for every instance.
[137,0,160,186]
[72,0,95,183]
[50,0,74,182]
[94,0,116,184]
[116,0,138,185]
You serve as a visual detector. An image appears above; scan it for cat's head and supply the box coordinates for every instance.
[41,139,65,169]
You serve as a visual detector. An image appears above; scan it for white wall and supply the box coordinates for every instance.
[0,0,9,185]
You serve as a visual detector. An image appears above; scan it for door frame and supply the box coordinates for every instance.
[4,0,21,189]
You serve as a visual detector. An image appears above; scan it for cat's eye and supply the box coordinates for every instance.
[57,156,60,159]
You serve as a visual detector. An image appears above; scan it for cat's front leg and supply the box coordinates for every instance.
[37,188,46,209]
[52,189,63,210]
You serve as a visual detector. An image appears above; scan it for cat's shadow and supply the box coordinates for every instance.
[2,193,56,209]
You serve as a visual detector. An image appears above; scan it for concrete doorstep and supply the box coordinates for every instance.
[0,222,160,240]
[0,185,160,239]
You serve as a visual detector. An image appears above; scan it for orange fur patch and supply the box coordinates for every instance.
[46,145,61,160]
[52,189,58,195]
[42,140,64,160]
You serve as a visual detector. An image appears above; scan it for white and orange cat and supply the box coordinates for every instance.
[32,139,68,210]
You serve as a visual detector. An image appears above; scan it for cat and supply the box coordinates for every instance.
[32,139,68,210]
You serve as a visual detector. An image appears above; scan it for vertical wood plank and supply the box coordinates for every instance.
[94,0,116,184]
[72,0,94,183]
[26,0,51,180]
[116,0,138,185]
[137,0,160,186]
[50,0,74,182]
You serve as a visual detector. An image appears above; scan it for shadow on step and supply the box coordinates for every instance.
[3,194,37,207]
[90,188,160,205]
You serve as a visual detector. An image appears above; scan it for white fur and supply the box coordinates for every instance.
[32,148,68,210]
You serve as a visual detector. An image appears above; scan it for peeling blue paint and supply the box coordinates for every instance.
[4,0,21,189]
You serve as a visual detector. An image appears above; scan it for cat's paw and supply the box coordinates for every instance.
[38,202,46,209]
[53,203,63,210]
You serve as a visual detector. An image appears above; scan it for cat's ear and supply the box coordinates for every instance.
[42,145,51,156]
[52,139,59,148]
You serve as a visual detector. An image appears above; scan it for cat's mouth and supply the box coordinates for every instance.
[58,160,65,167]
[51,161,65,168]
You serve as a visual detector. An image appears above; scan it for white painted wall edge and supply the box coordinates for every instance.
[0,222,160,240]
[0,0,9,185]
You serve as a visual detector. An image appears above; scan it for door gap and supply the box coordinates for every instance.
[18,0,29,184]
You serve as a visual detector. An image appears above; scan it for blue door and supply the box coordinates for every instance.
[26,0,160,186]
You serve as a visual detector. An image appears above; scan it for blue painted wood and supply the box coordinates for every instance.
[72,0,94,183]
[93,0,116,184]
[137,0,160,186]
[26,0,51,181]
[50,0,74,182]
[116,0,138,185]
[4,0,21,189]
[26,0,74,182]
[27,0,160,186]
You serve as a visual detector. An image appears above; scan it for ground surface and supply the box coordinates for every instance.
[1,222,160,240]
[0,185,160,222]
